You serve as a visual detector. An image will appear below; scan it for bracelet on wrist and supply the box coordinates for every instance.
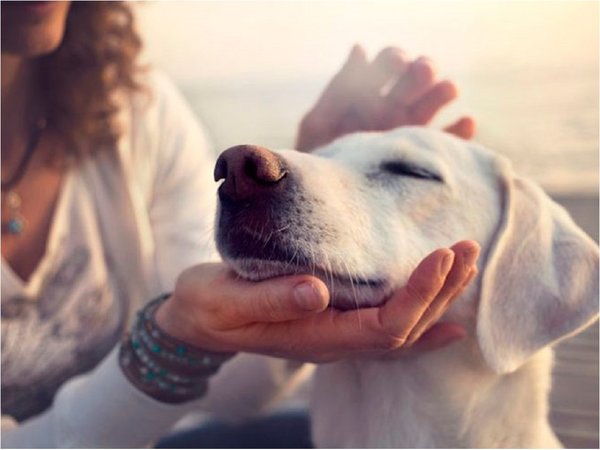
[119,293,236,404]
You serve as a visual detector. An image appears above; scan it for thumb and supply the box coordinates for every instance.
[343,43,367,69]
[223,275,330,325]
[380,322,466,359]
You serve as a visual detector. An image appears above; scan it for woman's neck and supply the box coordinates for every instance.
[1,54,39,165]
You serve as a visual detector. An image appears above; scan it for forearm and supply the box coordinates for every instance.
[1,348,203,448]
[2,320,311,448]
[198,354,314,423]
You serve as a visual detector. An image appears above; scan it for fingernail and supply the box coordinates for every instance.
[463,246,480,267]
[440,80,459,100]
[412,57,435,79]
[294,282,324,311]
[347,44,365,64]
[440,251,454,276]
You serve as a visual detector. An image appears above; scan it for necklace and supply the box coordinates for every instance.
[1,117,47,236]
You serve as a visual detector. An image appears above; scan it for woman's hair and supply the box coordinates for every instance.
[40,1,144,159]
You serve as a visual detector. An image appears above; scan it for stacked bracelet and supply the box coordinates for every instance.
[119,293,236,404]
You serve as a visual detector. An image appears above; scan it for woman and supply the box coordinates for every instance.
[1,2,479,447]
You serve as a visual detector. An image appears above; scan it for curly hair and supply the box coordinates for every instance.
[40,1,144,158]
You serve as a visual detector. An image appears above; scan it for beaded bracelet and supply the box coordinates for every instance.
[119,293,236,404]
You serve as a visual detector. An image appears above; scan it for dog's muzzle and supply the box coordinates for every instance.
[214,144,288,203]
[214,145,298,261]
[214,145,391,308]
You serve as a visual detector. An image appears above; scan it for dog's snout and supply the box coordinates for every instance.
[214,145,287,201]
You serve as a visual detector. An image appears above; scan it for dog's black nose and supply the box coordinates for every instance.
[214,145,287,201]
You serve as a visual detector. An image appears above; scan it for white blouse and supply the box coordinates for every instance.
[1,71,306,448]
[2,167,126,423]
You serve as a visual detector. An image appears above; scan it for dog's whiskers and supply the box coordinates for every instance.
[308,244,317,279]
[323,253,336,309]
[284,247,299,272]
[341,259,362,329]
[275,224,291,233]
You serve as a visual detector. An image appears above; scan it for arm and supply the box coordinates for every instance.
[1,348,208,448]
[139,73,316,421]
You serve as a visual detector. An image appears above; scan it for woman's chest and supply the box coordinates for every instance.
[1,170,130,419]
[1,160,65,282]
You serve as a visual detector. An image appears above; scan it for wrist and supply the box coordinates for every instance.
[154,294,196,344]
[154,292,238,355]
[119,293,236,404]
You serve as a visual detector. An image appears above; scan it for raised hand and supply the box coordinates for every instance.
[296,45,476,152]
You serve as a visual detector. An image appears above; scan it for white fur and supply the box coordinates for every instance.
[216,127,599,448]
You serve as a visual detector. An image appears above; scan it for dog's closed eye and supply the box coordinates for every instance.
[380,161,443,182]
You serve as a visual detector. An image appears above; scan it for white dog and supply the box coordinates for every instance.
[212,127,598,448]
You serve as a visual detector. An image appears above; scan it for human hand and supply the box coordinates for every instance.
[296,45,476,152]
[155,240,479,363]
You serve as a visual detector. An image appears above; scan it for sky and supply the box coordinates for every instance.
[135,0,598,84]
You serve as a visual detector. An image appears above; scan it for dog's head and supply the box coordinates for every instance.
[214,127,598,373]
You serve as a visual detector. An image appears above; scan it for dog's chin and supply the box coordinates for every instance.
[225,257,392,310]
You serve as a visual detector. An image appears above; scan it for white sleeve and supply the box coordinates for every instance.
[1,349,207,448]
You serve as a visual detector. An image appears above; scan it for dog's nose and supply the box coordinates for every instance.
[214,144,287,201]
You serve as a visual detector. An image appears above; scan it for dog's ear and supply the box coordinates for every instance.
[476,160,599,374]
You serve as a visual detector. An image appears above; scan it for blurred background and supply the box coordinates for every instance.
[135,1,598,447]
[136,0,598,194]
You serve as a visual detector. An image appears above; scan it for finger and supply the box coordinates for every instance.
[336,47,410,131]
[305,244,476,355]
[376,248,454,338]
[338,107,365,135]
[233,252,459,360]
[408,80,458,125]
[360,48,411,129]
[383,322,467,358]
[404,241,480,345]
[296,45,368,150]
[387,56,437,107]
[217,245,471,360]
[417,241,479,318]
[445,267,478,304]
[343,43,369,71]
[404,269,477,347]
[368,47,410,95]
[293,248,457,355]
[321,44,368,106]
[215,272,330,327]
[444,116,477,139]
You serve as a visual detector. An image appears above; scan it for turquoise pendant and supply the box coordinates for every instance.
[3,191,25,235]
[7,218,24,235]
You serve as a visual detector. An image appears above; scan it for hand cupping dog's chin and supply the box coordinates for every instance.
[225,257,392,311]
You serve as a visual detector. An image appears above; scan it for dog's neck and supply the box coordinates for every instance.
[310,339,559,448]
